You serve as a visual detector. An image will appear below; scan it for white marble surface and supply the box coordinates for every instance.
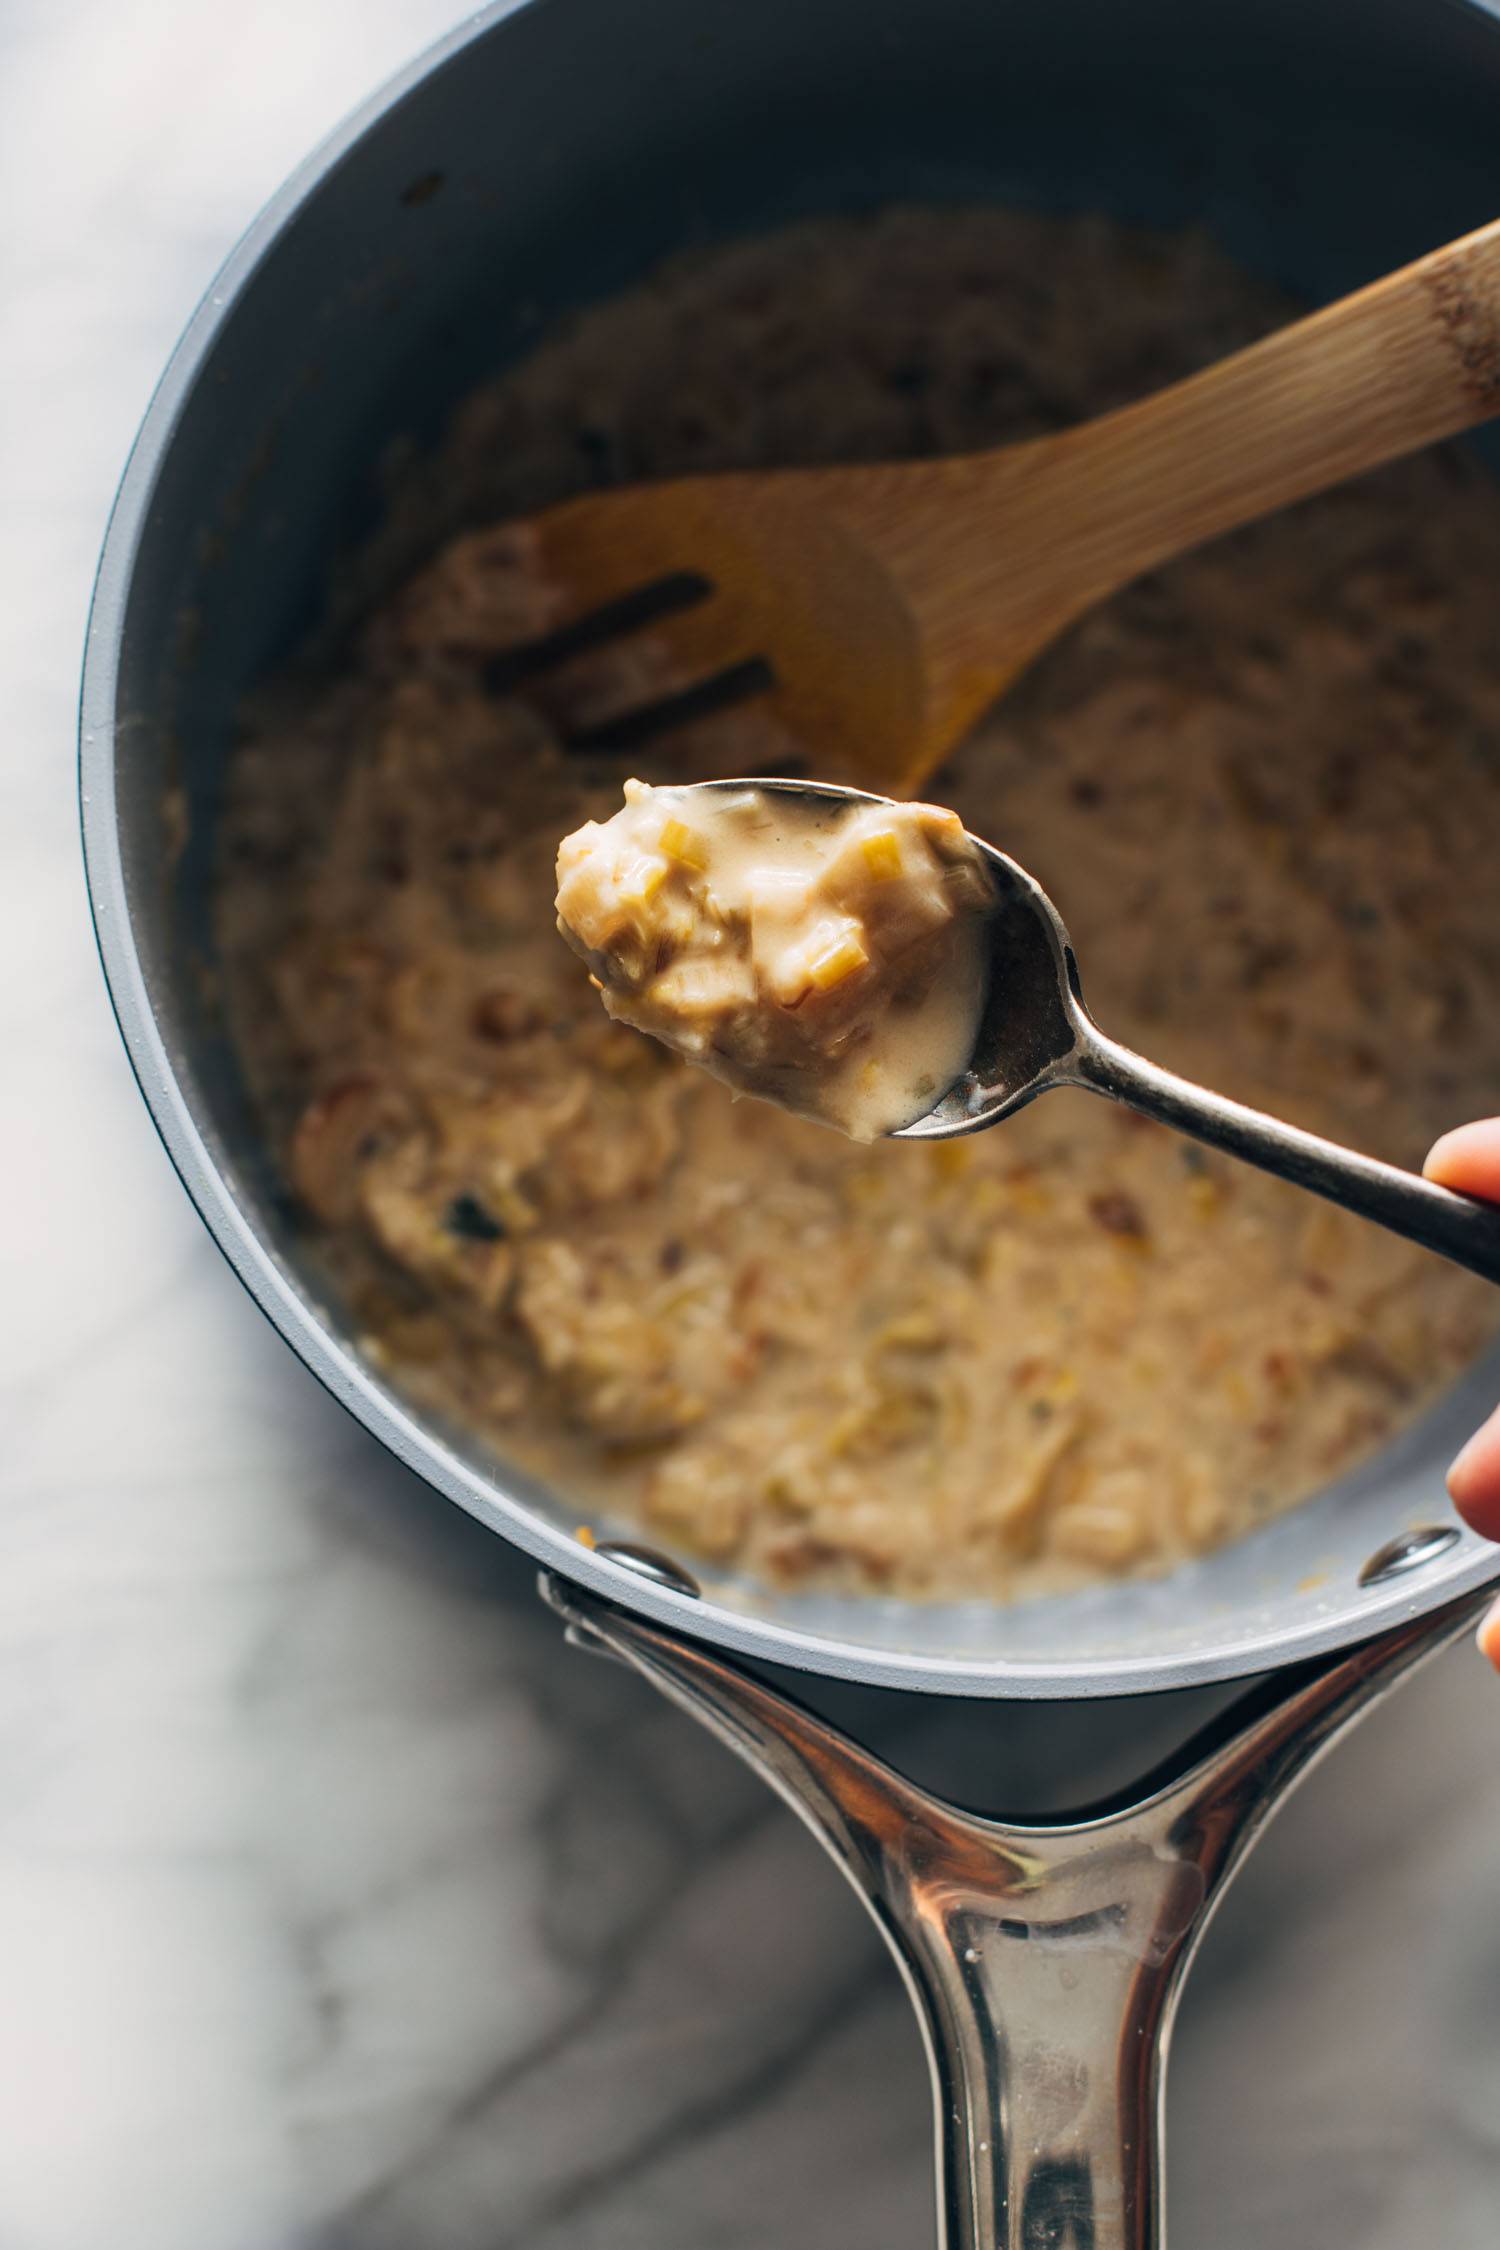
[5,2,1500,2243]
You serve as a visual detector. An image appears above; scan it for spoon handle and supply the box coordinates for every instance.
[1072,1028,1500,1285]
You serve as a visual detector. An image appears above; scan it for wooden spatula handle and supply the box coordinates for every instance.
[1029,215,1500,603]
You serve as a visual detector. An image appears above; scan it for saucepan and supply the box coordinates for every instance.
[80,0,1500,2240]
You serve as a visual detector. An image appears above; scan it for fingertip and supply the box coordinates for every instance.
[1448,1403,1500,1540]
[1478,1599,1500,1674]
[1423,1118,1500,1199]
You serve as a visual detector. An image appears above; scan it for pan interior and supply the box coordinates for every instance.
[86,0,1500,1691]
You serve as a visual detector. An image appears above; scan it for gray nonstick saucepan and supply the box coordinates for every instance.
[80,2,1500,2242]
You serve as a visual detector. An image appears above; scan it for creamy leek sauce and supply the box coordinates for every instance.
[216,207,1500,1602]
[555,782,993,1139]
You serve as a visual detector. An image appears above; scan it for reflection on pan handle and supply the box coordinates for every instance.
[541,1567,1493,2250]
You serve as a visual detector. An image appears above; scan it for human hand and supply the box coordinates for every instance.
[1424,1118,1500,1669]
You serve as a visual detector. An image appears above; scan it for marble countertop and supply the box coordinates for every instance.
[5,2,1500,2242]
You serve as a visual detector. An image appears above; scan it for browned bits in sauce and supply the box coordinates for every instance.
[1087,1190,1150,1240]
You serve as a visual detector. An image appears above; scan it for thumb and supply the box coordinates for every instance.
[1423,1121,1500,1547]
[1423,1117,1500,1201]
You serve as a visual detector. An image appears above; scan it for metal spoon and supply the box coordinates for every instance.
[690,779,1500,1285]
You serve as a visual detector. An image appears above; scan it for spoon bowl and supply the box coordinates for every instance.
[894,842,1084,1139]
[687,775,1091,1132]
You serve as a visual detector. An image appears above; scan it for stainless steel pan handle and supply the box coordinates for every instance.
[543,1565,1491,2250]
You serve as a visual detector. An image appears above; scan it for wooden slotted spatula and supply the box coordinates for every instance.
[502,218,1500,794]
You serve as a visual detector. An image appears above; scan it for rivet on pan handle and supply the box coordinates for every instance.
[541,1540,701,1660]
[1358,1522,1462,1586]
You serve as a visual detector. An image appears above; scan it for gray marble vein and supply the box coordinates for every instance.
[3,1,1499,2243]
